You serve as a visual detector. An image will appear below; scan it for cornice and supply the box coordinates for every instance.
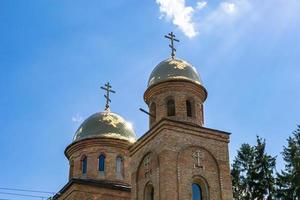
[129,118,231,156]
[65,137,132,159]
[144,80,208,104]
[52,178,131,199]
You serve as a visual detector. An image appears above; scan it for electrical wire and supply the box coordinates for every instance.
[0,187,54,194]
[0,191,48,199]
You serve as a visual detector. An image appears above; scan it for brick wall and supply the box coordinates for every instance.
[130,119,233,200]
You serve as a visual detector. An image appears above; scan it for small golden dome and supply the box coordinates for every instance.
[148,58,202,87]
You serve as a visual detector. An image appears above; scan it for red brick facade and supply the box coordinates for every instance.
[55,79,233,200]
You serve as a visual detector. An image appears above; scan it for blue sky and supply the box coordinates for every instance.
[0,0,299,199]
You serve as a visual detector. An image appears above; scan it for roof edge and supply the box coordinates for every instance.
[52,178,131,199]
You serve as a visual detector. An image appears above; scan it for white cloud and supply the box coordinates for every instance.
[72,114,83,123]
[197,0,252,34]
[196,1,208,11]
[221,2,236,14]
[155,0,252,38]
[156,0,198,38]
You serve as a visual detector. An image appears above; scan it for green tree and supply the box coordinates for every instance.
[252,136,276,200]
[231,136,276,199]
[276,125,300,199]
[232,143,255,199]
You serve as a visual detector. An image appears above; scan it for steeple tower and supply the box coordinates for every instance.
[130,33,233,200]
[144,33,207,128]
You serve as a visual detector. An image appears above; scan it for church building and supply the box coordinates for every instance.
[53,33,233,200]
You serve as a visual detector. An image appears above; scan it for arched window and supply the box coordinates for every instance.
[69,160,74,179]
[186,100,192,117]
[82,156,87,175]
[200,104,204,124]
[145,184,154,200]
[150,103,156,125]
[98,154,105,172]
[192,183,202,200]
[116,156,123,174]
[167,99,175,116]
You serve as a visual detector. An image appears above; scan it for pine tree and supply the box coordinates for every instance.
[276,125,300,199]
[252,136,276,200]
[231,161,243,199]
[232,143,255,199]
[231,137,276,199]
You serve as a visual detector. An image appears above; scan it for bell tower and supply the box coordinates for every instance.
[144,58,207,128]
[130,33,233,200]
[144,32,207,128]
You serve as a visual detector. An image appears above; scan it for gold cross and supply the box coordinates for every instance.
[164,32,180,59]
[100,82,116,111]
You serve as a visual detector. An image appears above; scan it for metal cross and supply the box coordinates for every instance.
[100,82,116,111]
[192,150,204,169]
[164,32,180,59]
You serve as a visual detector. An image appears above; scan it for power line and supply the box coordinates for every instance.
[0,187,54,194]
[0,191,49,199]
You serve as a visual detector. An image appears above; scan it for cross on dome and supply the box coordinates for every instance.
[164,32,180,59]
[100,82,116,111]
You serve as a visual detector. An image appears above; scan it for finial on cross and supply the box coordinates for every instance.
[100,82,116,111]
[164,32,180,59]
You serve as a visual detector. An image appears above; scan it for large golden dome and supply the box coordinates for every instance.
[73,111,136,143]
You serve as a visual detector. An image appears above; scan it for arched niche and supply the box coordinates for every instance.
[116,155,124,179]
[177,146,221,199]
[149,102,156,125]
[144,182,155,200]
[135,152,159,200]
[166,97,175,116]
[185,97,195,117]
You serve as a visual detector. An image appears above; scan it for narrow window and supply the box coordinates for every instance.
[186,100,192,117]
[192,183,202,200]
[98,154,105,172]
[150,103,156,125]
[145,184,154,200]
[167,99,175,116]
[82,156,87,174]
[69,160,74,179]
[150,187,154,200]
[116,156,123,174]
[201,104,204,124]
